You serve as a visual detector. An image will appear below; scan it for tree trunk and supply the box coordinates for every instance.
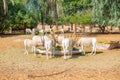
[24,23,28,34]
[110,26,112,33]
[41,11,45,31]
[9,27,12,33]
[82,25,85,33]
[3,0,8,14]
[62,25,64,29]
[50,24,52,29]
[3,0,14,14]
[73,24,77,35]
[99,25,105,33]
[90,25,93,33]
[54,0,58,30]
[70,22,73,30]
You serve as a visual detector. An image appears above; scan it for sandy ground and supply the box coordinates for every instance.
[0,34,120,80]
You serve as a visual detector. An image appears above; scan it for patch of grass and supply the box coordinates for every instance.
[99,41,119,44]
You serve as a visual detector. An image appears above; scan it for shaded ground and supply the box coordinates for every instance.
[0,34,120,80]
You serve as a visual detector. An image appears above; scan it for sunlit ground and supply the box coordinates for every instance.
[0,33,120,80]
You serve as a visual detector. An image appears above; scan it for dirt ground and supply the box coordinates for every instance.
[0,34,120,80]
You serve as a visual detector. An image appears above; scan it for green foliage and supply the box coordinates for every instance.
[1,0,119,33]
[59,0,92,25]
[78,11,93,25]
[62,0,92,16]
[63,10,93,25]
[58,17,65,25]
[92,0,120,27]
[1,0,34,32]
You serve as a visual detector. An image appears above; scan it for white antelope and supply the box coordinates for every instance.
[24,36,44,56]
[77,37,97,55]
[44,36,54,59]
[24,35,52,56]
[32,36,45,56]
[25,28,32,34]
[56,35,73,59]
[62,38,73,59]
[32,28,36,35]
[32,35,55,58]
[24,39,36,55]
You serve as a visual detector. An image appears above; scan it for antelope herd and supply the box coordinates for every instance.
[24,28,97,59]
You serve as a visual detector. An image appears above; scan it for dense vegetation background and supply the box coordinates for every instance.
[0,0,120,34]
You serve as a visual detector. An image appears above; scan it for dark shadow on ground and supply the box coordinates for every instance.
[85,51,103,55]
[37,51,104,59]
[0,33,25,38]
[75,32,120,37]
[1,31,120,38]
